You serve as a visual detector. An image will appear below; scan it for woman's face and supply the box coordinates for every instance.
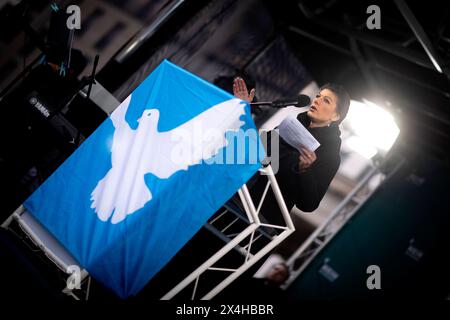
[307,88,340,126]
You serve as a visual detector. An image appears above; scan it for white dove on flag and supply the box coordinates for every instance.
[90,95,247,224]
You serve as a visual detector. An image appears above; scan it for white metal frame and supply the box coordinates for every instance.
[1,205,91,300]
[282,159,405,289]
[162,164,295,300]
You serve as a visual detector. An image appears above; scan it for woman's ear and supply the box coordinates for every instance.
[331,113,340,122]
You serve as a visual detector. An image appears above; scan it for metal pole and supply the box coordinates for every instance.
[296,3,436,71]
[264,165,295,230]
[202,225,294,300]
[115,0,186,63]
[289,26,352,56]
[394,0,444,74]
[161,223,259,300]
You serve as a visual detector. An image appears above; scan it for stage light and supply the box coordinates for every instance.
[344,99,400,159]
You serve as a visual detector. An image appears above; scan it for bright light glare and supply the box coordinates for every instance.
[346,136,378,159]
[345,100,400,153]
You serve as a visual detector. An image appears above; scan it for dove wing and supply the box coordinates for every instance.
[157,98,247,173]
[110,95,133,130]
[109,95,134,164]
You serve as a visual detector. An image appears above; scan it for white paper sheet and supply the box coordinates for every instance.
[278,115,320,152]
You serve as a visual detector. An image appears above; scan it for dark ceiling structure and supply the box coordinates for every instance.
[95,0,450,164]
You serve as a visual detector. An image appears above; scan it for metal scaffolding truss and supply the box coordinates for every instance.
[162,164,295,300]
[1,205,91,300]
[283,159,405,289]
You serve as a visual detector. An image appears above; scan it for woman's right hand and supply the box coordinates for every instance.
[233,77,255,103]
[298,147,317,172]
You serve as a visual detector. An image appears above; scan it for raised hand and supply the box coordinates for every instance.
[233,77,255,103]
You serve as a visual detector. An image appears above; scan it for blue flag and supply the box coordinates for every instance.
[24,60,264,298]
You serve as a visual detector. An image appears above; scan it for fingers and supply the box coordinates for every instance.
[233,82,241,97]
[233,77,248,93]
[300,148,316,161]
[298,148,317,171]
[298,154,308,165]
[233,77,255,102]
[298,154,310,171]
[233,78,241,94]
[249,88,255,102]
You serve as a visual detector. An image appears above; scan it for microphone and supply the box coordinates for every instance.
[250,94,310,108]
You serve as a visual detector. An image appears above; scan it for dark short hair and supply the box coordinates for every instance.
[320,83,350,124]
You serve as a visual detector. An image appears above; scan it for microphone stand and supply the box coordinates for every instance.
[250,101,298,107]
[85,55,100,100]
[250,95,310,108]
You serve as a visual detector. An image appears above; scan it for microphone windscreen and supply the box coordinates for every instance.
[297,94,311,107]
